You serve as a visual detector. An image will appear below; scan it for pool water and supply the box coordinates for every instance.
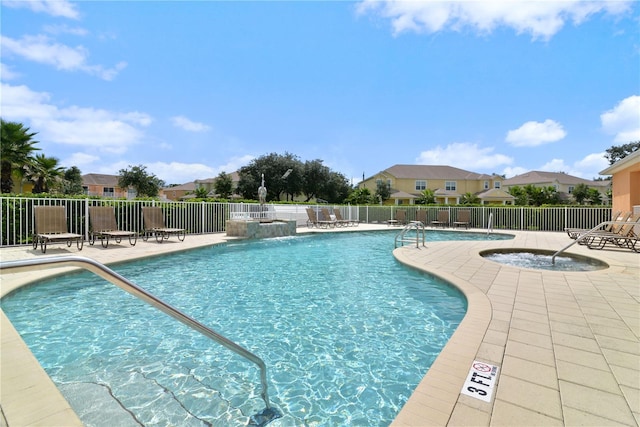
[2,231,508,426]
[482,249,608,271]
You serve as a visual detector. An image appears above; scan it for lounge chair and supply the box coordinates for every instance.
[142,206,186,243]
[334,209,358,227]
[32,206,83,253]
[306,208,335,228]
[431,210,450,228]
[565,210,622,240]
[388,210,406,226]
[577,212,631,245]
[453,210,471,229]
[89,206,137,248]
[586,214,640,251]
[320,208,344,227]
[416,210,427,226]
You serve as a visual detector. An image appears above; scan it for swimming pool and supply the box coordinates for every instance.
[2,230,510,426]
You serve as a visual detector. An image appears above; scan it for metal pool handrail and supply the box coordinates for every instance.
[394,221,426,248]
[552,220,617,264]
[0,256,279,420]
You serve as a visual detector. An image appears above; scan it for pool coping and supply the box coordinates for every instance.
[1,226,639,426]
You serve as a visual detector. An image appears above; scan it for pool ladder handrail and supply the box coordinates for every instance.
[0,255,281,424]
[552,220,620,264]
[395,220,426,248]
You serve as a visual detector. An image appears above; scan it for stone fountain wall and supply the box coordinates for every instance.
[226,220,297,239]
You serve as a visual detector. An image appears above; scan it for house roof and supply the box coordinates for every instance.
[164,181,196,191]
[377,164,495,181]
[599,149,640,175]
[82,173,120,186]
[390,190,417,199]
[503,171,608,188]
[477,188,515,200]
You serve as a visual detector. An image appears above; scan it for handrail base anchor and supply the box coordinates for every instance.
[249,406,282,426]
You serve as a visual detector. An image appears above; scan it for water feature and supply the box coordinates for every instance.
[480,249,608,271]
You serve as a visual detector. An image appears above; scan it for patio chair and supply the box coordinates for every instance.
[334,208,358,227]
[142,206,186,243]
[565,210,622,240]
[89,206,137,248]
[415,210,427,226]
[32,206,83,253]
[453,210,471,229]
[320,208,343,227]
[431,210,450,228]
[388,210,406,226]
[586,214,640,251]
[577,212,631,245]
[306,208,335,228]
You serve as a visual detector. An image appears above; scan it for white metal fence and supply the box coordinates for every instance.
[0,196,612,247]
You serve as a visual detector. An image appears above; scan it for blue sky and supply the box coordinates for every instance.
[2,0,639,186]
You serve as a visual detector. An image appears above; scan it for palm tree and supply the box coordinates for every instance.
[24,154,64,193]
[0,119,40,193]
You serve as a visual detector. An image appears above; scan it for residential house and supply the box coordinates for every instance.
[599,149,640,214]
[501,171,609,204]
[163,182,197,201]
[82,174,134,199]
[193,172,241,198]
[359,164,514,205]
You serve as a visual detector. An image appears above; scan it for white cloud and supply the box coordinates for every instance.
[601,95,640,143]
[62,152,100,169]
[171,116,211,132]
[147,162,216,184]
[416,142,512,170]
[1,82,152,154]
[0,62,20,80]
[2,0,79,19]
[43,24,88,36]
[505,119,566,147]
[502,166,528,178]
[0,34,127,81]
[538,151,608,179]
[356,0,632,40]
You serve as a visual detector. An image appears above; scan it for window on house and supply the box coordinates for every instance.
[103,187,114,197]
[568,186,575,194]
[82,186,88,195]
[494,181,501,189]
[445,181,456,191]
[484,181,489,190]
[415,180,426,190]
[387,179,392,190]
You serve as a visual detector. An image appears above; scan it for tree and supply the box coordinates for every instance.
[23,154,64,193]
[237,152,303,201]
[375,180,391,203]
[345,187,372,205]
[302,159,330,202]
[62,166,84,195]
[460,192,480,205]
[118,165,164,197]
[192,187,209,198]
[321,171,351,203]
[586,188,603,205]
[0,119,40,193]
[415,189,435,205]
[605,141,640,165]
[508,186,528,206]
[571,183,589,205]
[213,172,233,199]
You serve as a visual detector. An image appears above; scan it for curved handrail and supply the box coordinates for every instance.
[395,221,426,248]
[0,256,279,419]
[551,220,620,264]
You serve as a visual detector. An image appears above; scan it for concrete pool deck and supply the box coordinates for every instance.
[1,225,638,426]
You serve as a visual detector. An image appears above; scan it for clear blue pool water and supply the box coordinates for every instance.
[2,230,511,427]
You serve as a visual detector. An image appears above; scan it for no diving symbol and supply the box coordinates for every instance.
[473,362,491,373]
